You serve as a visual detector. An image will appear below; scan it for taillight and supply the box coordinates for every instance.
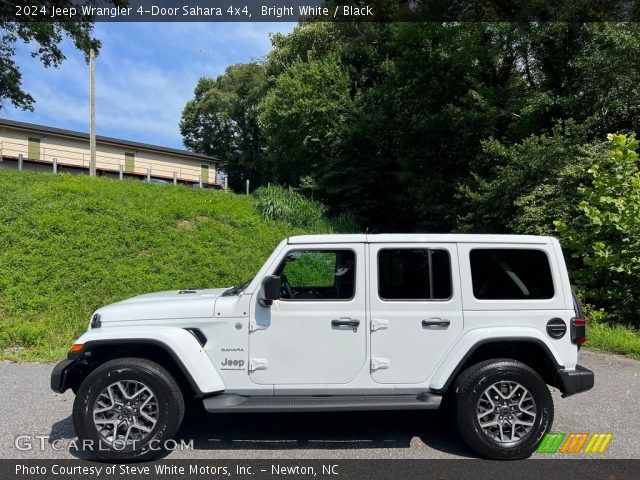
[571,316,587,345]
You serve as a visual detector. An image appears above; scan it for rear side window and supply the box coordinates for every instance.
[378,249,452,300]
[470,249,554,300]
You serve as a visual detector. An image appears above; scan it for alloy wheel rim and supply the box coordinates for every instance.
[476,380,537,444]
[92,380,159,447]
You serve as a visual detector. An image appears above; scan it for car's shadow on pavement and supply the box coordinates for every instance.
[49,416,97,460]
[175,407,477,458]
[51,409,477,459]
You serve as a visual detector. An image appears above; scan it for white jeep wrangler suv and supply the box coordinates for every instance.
[52,234,593,460]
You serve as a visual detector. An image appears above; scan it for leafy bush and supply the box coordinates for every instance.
[328,211,361,233]
[254,184,329,230]
[555,134,640,325]
[458,128,595,234]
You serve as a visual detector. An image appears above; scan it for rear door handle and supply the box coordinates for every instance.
[332,318,360,327]
[422,318,450,328]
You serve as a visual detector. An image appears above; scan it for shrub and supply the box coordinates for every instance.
[254,185,328,230]
[458,127,594,235]
[555,134,640,326]
[329,211,360,233]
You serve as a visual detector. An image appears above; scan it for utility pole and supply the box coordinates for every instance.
[89,48,96,177]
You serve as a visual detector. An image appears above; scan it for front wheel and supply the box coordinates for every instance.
[73,357,185,461]
[453,359,553,460]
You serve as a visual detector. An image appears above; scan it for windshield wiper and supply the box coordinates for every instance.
[222,279,251,297]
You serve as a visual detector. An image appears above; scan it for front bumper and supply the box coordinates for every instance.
[557,364,594,398]
[50,359,75,393]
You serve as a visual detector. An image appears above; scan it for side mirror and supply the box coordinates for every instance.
[260,275,281,307]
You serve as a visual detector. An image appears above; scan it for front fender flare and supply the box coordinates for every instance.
[69,327,225,396]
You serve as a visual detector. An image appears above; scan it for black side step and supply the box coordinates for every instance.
[203,393,442,413]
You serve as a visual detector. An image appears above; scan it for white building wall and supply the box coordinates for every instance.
[0,125,217,184]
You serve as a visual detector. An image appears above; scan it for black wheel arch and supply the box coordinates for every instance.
[434,337,565,395]
[59,339,206,398]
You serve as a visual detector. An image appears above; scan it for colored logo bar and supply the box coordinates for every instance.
[537,432,613,454]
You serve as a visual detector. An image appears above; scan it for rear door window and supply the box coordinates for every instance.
[378,249,452,300]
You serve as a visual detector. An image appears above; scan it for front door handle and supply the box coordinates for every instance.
[331,318,360,327]
[422,318,450,328]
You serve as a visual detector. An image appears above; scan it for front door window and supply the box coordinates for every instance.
[276,250,355,300]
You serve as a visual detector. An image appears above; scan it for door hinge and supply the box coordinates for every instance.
[249,358,268,372]
[371,318,389,332]
[371,357,391,371]
[249,322,267,332]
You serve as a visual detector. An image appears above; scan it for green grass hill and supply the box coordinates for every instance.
[0,170,309,361]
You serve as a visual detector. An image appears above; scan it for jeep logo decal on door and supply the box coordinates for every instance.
[221,358,245,370]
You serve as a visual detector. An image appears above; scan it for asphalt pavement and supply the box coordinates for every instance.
[0,350,637,460]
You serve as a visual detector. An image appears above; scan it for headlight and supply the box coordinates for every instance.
[90,313,101,328]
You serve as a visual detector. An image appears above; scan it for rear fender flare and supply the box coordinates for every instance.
[429,328,564,392]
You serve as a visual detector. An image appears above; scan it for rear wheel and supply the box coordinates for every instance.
[452,359,553,460]
[73,357,184,460]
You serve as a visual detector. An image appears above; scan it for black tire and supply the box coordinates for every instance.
[73,357,185,461]
[452,359,553,460]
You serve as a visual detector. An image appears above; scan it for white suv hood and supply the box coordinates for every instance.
[94,288,229,324]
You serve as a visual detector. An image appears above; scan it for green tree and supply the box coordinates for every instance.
[506,23,640,137]
[452,23,640,233]
[259,54,356,187]
[265,23,340,79]
[261,22,530,231]
[555,134,640,325]
[458,127,598,234]
[180,63,267,190]
[0,1,122,111]
[183,21,640,233]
